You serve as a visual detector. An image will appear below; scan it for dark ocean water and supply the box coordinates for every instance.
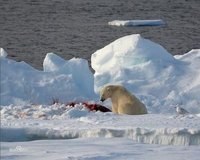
[1,0,200,69]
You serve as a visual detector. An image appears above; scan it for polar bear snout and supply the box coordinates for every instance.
[100,97,106,102]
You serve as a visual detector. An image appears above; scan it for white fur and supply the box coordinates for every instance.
[100,85,147,115]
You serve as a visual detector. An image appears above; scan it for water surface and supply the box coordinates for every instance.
[1,0,199,69]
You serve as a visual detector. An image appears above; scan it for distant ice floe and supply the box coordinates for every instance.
[108,19,166,27]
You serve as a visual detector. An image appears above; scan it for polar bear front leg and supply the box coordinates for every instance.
[112,104,118,114]
[118,103,138,115]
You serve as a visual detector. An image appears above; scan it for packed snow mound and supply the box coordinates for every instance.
[0,52,95,105]
[108,19,166,27]
[91,34,200,114]
[92,34,174,73]
[43,53,95,97]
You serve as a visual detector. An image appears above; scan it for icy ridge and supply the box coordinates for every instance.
[1,127,200,145]
[1,104,200,145]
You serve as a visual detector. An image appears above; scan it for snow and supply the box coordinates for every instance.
[0,52,95,105]
[108,19,166,27]
[1,104,200,145]
[2,138,200,160]
[1,104,200,160]
[91,34,200,114]
[1,34,200,159]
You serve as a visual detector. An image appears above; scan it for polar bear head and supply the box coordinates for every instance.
[99,85,113,102]
[100,85,124,102]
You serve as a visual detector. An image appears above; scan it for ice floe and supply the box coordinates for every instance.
[108,19,166,27]
[1,34,200,149]
[1,104,200,145]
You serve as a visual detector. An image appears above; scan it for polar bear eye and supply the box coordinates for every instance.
[107,87,111,96]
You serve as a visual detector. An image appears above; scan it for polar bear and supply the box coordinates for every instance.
[100,85,147,115]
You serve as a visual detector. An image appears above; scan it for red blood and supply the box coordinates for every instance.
[83,102,111,112]
[67,101,111,112]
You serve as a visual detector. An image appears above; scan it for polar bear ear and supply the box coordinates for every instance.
[107,87,110,92]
